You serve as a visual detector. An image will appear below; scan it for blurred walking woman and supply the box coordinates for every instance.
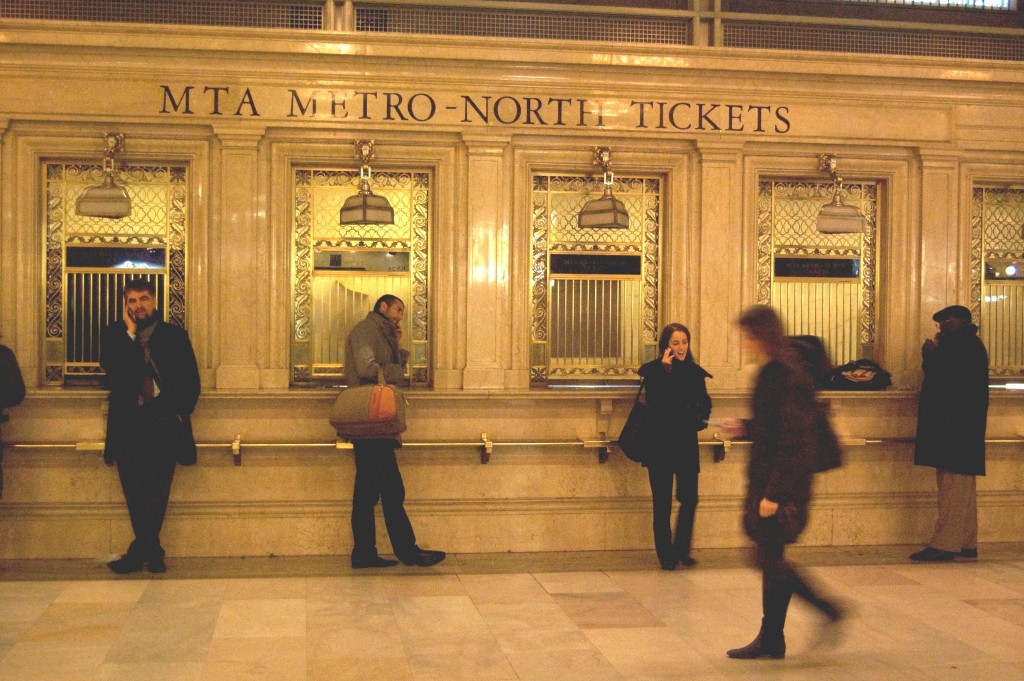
[722,306,842,659]
[637,323,712,570]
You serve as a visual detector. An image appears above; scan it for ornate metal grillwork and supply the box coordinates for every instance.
[974,186,1024,377]
[724,21,1024,62]
[44,161,189,386]
[292,168,430,387]
[355,4,690,45]
[530,172,660,386]
[0,0,323,30]
[757,179,878,365]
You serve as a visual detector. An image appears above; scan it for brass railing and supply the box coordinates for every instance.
[6,434,1022,466]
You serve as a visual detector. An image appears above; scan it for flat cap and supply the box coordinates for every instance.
[932,304,972,323]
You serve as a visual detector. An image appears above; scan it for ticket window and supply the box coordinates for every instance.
[976,186,1024,378]
[42,161,188,386]
[529,173,662,387]
[757,178,880,365]
[290,168,430,387]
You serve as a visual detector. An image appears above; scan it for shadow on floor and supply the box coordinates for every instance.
[1,543,1021,581]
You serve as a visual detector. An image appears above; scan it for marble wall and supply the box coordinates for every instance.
[0,21,1022,558]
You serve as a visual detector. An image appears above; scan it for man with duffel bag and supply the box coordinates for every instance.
[343,294,445,569]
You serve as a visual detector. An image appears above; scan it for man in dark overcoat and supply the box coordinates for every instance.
[100,278,200,574]
[0,343,26,498]
[911,304,989,562]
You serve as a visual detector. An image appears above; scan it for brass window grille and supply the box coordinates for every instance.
[530,173,661,387]
[291,167,430,387]
[757,178,879,366]
[974,186,1024,377]
[43,162,188,386]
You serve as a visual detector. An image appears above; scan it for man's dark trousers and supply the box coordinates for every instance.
[116,405,177,562]
[351,439,416,561]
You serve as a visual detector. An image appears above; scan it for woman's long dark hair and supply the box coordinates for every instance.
[657,323,698,365]
[737,305,796,366]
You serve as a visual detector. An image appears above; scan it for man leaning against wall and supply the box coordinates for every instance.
[910,305,989,563]
[344,294,445,569]
[0,343,26,499]
[100,278,200,574]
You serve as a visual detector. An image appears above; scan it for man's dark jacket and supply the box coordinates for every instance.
[0,344,25,412]
[100,316,201,466]
[914,324,989,476]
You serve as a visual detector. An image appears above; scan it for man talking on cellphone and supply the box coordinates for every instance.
[344,294,445,568]
[100,278,200,574]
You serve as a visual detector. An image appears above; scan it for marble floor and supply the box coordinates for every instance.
[1,544,1024,681]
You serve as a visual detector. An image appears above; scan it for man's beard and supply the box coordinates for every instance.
[135,312,158,329]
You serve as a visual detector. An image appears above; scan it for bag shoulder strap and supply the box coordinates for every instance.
[633,378,646,404]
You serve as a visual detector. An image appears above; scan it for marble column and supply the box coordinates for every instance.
[695,140,746,388]
[460,134,512,390]
[212,126,265,390]
[0,119,11,349]
[918,151,962,334]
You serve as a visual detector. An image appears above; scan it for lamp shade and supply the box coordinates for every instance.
[76,177,132,219]
[816,201,865,234]
[578,194,630,230]
[339,191,395,225]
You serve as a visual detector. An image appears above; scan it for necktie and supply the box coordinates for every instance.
[139,367,156,406]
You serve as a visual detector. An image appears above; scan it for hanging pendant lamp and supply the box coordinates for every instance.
[578,147,630,230]
[76,132,132,219]
[815,153,866,234]
[340,140,395,225]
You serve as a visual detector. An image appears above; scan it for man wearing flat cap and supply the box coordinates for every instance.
[910,305,989,562]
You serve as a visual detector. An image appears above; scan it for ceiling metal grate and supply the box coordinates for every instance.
[723,21,1024,61]
[0,0,324,30]
[355,5,691,45]
[834,0,1010,7]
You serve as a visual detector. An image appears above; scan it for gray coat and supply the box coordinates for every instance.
[344,311,409,387]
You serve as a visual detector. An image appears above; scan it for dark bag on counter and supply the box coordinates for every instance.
[826,359,891,391]
[617,380,652,463]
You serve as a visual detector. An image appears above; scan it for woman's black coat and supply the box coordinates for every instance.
[742,359,818,544]
[914,324,989,476]
[636,357,712,471]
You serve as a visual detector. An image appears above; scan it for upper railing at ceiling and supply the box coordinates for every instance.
[0,0,1021,61]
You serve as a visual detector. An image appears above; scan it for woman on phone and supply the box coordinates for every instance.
[637,323,712,570]
[721,305,843,659]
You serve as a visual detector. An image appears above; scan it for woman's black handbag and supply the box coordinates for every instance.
[617,380,652,463]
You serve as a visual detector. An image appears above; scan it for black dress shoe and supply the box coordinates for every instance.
[147,556,167,573]
[107,556,145,575]
[909,547,956,562]
[727,635,786,660]
[659,559,677,571]
[400,548,446,567]
[959,548,978,559]
[678,556,697,567]
[351,554,399,569]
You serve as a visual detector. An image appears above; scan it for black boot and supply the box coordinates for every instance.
[726,634,786,660]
